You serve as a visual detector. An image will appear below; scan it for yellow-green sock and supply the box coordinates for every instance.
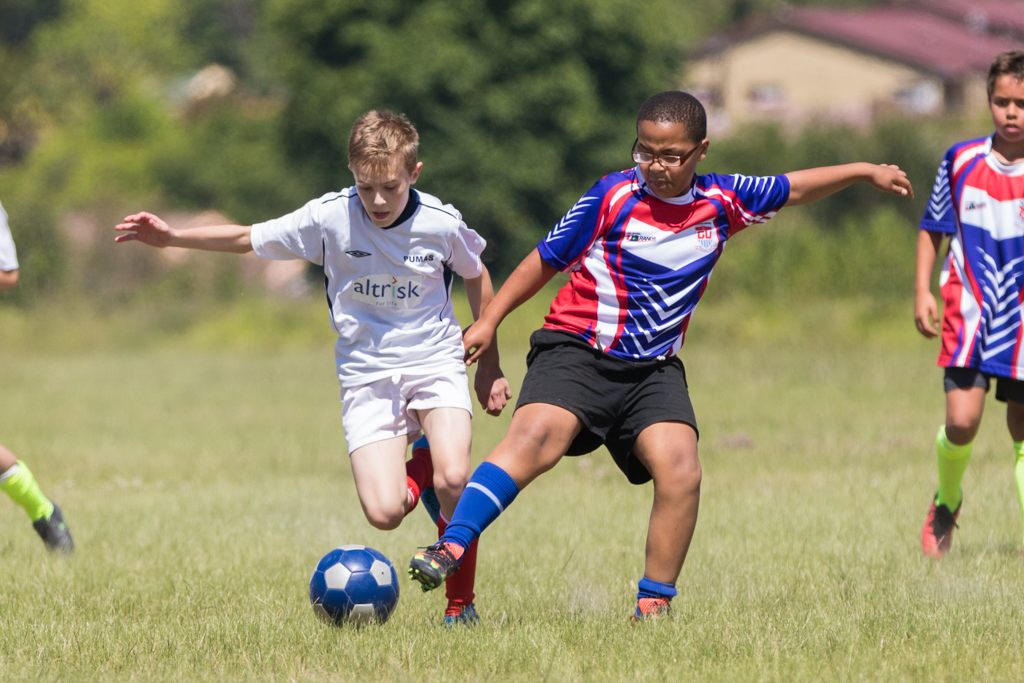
[0,460,54,522]
[1014,441,1024,545]
[936,426,971,510]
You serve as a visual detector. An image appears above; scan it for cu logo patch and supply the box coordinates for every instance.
[695,225,716,252]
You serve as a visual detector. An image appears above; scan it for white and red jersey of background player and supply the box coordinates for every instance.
[922,135,1024,378]
[538,167,790,360]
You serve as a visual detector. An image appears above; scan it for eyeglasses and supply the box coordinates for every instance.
[631,138,701,167]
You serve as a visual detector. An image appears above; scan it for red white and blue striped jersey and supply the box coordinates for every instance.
[922,135,1024,378]
[538,167,790,360]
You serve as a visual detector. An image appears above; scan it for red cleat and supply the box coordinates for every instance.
[921,495,961,558]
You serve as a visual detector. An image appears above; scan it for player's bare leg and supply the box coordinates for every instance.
[350,435,412,530]
[633,422,701,583]
[629,422,700,619]
[945,386,986,445]
[486,403,582,486]
[418,406,481,624]
[923,386,986,557]
[417,407,473,519]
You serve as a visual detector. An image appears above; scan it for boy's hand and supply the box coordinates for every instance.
[463,319,496,365]
[473,355,512,416]
[915,290,940,338]
[115,212,174,247]
[870,164,914,198]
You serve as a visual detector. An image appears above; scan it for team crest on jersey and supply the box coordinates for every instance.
[352,274,424,308]
[346,250,372,258]
[694,222,717,252]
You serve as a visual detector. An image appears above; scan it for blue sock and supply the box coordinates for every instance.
[441,462,519,550]
[637,576,677,602]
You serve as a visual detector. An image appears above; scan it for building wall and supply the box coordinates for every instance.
[686,31,944,130]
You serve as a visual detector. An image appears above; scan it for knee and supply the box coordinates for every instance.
[506,423,564,471]
[363,503,405,531]
[655,455,702,497]
[945,419,979,444]
[432,464,469,499]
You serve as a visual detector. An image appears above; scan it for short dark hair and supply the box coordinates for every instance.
[636,91,707,142]
[987,51,1024,100]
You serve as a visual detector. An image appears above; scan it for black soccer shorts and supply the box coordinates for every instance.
[515,329,698,485]
[943,366,1024,403]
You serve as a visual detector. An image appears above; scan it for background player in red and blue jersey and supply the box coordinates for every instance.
[916,51,1024,558]
[409,90,913,620]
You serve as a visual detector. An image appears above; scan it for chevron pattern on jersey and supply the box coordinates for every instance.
[927,160,952,221]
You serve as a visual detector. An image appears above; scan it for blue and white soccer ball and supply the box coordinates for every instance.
[309,545,400,626]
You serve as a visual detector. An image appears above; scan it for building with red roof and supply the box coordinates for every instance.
[685,2,1024,134]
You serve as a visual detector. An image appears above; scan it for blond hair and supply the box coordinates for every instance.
[347,110,419,176]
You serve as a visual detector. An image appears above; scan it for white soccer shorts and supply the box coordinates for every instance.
[341,368,473,454]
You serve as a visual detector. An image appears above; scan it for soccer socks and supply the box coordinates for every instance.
[438,513,478,614]
[441,462,520,550]
[1015,441,1024,545]
[935,426,972,510]
[404,437,434,515]
[636,576,676,618]
[0,460,54,522]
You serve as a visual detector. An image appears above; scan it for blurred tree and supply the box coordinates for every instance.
[268,0,689,272]
[0,0,62,46]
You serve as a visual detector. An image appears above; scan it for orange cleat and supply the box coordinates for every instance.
[921,495,960,558]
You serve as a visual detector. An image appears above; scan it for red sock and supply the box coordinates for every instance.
[438,514,477,613]
[404,440,434,516]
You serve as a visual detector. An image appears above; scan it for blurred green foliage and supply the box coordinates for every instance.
[0,0,996,309]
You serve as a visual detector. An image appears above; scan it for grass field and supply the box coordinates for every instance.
[2,293,1024,681]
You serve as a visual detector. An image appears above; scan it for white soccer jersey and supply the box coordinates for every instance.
[0,201,18,272]
[251,188,485,387]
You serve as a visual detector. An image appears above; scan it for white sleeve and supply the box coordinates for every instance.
[446,222,485,279]
[0,202,18,272]
[250,198,325,265]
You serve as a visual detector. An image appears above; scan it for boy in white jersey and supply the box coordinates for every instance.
[116,111,511,625]
[0,200,75,553]
[916,52,1024,557]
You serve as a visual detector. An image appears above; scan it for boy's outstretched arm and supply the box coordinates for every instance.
[914,230,944,339]
[115,212,253,253]
[463,248,559,365]
[465,264,512,416]
[785,163,913,206]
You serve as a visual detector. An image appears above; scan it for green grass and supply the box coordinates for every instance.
[2,293,1024,681]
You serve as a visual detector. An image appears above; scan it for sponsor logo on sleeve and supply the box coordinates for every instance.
[351,274,424,308]
[402,253,435,263]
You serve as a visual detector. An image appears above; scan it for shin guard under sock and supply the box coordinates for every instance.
[0,460,54,522]
[441,462,519,550]
[935,426,972,510]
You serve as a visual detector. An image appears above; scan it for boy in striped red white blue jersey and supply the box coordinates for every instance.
[917,51,1024,558]
[409,90,914,620]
